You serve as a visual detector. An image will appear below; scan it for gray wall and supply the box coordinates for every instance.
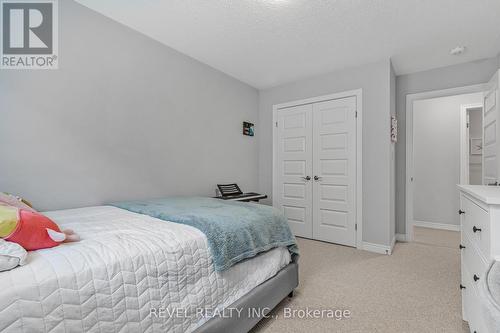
[259,60,394,246]
[412,93,483,227]
[395,57,498,234]
[0,0,259,211]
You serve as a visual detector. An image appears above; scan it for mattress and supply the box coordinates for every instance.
[483,260,500,332]
[0,206,291,333]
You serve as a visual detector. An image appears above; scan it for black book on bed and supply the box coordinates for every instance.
[215,183,267,202]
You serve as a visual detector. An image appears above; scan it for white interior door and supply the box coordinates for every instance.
[312,97,357,246]
[276,105,313,238]
[483,70,499,185]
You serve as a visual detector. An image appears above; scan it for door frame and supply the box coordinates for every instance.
[272,89,363,249]
[460,103,484,186]
[405,84,485,241]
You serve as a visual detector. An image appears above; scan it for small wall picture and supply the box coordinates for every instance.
[470,138,482,155]
[243,121,254,136]
[390,116,398,143]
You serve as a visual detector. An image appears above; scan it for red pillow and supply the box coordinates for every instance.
[5,209,63,251]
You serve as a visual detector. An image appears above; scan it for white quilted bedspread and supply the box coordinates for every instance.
[0,206,291,333]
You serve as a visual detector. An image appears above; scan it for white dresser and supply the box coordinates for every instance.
[458,185,500,333]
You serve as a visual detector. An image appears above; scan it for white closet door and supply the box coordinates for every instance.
[483,70,499,185]
[312,97,357,246]
[276,105,313,238]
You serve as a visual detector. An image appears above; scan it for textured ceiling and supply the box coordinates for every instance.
[75,0,500,89]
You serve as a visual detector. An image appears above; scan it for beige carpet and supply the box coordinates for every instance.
[251,227,468,333]
[413,226,460,249]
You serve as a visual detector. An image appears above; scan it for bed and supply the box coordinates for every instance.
[0,205,298,333]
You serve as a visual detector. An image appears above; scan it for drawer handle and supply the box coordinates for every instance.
[458,210,465,215]
[473,274,480,282]
[460,284,466,290]
[473,226,482,233]
[459,244,466,249]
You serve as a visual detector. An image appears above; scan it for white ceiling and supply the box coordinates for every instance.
[76,0,500,89]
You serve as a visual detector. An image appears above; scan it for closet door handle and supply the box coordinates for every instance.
[458,210,465,215]
[473,274,480,282]
[460,284,466,290]
[473,226,482,233]
[314,176,322,181]
[301,176,311,181]
[459,244,466,249]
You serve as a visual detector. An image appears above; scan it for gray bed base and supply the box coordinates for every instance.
[194,258,299,333]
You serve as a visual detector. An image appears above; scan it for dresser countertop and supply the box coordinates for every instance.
[457,185,500,205]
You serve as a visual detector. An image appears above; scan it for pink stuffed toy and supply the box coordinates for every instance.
[0,198,79,251]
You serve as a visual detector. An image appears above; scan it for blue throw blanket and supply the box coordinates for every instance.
[111,197,298,271]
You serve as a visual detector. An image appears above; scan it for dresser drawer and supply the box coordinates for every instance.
[461,194,490,259]
[461,232,488,288]
[462,265,489,333]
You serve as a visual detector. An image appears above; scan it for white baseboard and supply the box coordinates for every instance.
[363,242,392,255]
[396,233,407,242]
[413,220,460,231]
[389,236,396,254]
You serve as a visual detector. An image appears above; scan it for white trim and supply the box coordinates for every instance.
[363,242,392,255]
[396,233,407,242]
[272,89,363,250]
[405,84,486,242]
[460,103,484,185]
[273,89,361,110]
[390,236,396,254]
[459,104,469,185]
[356,91,363,250]
[413,220,461,231]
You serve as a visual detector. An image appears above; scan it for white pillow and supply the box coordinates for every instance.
[0,239,27,272]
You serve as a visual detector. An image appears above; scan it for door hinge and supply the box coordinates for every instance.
[275,121,278,127]
[355,110,358,118]
[467,123,469,128]
[355,223,357,231]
